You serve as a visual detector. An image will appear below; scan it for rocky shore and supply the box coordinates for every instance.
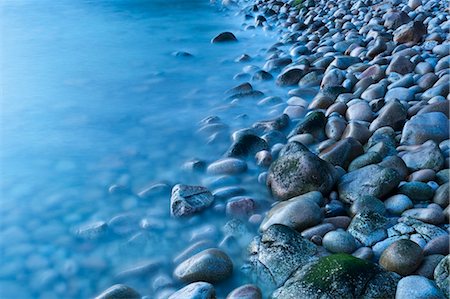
[95,0,449,298]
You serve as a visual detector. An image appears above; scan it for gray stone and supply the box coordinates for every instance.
[347,212,388,246]
[434,255,450,298]
[95,284,140,299]
[226,284,262,299]
[226,133,269,158]
[322,230,357,254]
[350,196,386,216]
[267,142,337,201]
[402,208,445,225]
[174,248,233,283]
[276,68,304,86]
[369,100,407,132]
[386,56,414,75]
[424,235,450,256]
[168,282,215,299]
[433,182,449,207]
[396,275,445,299]
[398,182,434,203]
[401,141,445,172]
[385,194,414,215]
[170,184,214,217]
[379,239,423,276]
[348,152,383,172]
[415,255,444,279]
[401,112,449,146]
[207,158,248,175]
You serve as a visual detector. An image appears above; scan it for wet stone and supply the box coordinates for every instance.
[379,239,423,276]
[434,255,450,298]
[322,230,357,254]
[168,282,215,299]
[347,212,388,246]
[226,284,262,299]
[94,284,140,299]
[396,275,446,299]
[170,184,214,217]
[212,32,237,43]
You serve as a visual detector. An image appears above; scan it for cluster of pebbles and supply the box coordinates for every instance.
[95,0,450,298]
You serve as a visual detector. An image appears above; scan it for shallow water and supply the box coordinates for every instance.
[0,0,284,298]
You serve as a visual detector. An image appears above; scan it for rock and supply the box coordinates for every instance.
[379,239,423,276]
[338,164,401,204]
[276,68,304,86]
[396,275,446,299]
[264,57,292,72]
[226,284,262,299]
[321,68,345,89]
[385,87,414,102]
[424,235,450,256]
[174,248,233,283]
[260,191,323,232]
[401,141,444,172]
[384,10,411,29]
[386,56,414,75]
[288,111,326,140]
[272,254,399,299]
[226,197,255,218]
[394,21,427,44]
[350,196,386,216]
[75,221,108,240]
[347,212,388,246]
[252,70,273,81]
[348,152,383,172]
[401,112,449,145]
[225,134,269,158]
[207,158,247,175]
[95,284,140,299]
[301,223,335,239]
[434,255,450,298]
[267,142,337,201]
[212,32,237,43]
[245,224,320,289]
[170,184,214,217]
[402,208,445,225]
[384,194,414,215]
[341,121,371,145]
[433,182,449,207]
[346,101,373,122]
[322,230,357,254]
[168,282,215,299]
[408,0,421,9]
[367,37,387,58]
[378,156,409,180]
[319,138,364,169]
[415,255,445,279]
[398,182,434,203]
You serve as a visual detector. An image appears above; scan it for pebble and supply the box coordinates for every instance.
[226,284,262,299]
[434,255,450,298]
[168,282,215,299]
[415,254,445,279]
[170,184,214,217]
[350,195,386,216]
[206,158,248,175]
[385,194,414,215]
[398,182,434,203]
[211,32,237,43]
[322,230,357,254]
[396,275,445,299]
[380,239,424,276]
[423,235,450,256]
[94,284,140,299]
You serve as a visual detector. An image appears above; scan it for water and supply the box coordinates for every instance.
[0,0,285,298]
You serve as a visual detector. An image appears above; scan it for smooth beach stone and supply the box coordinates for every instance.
[386,55,414,75]
[75,221,108,240]
[225,133,268,158]
[435,170,449,185]
[347,212,388,246]
[384,194,414,215]
[402,208,445,225]
[378,156,409,181]
[401,112,449,146]
[350,196,386,216]
[168,282,215,299]
[367,37,387,58]
[393,21,427,44]
[415,255,445,279]
[245,224,320,289]
[408,169,436,182]
[207,158,247,175]
[424,235,450,256]
[301,223,335,240]
[352,247,374,261]
[385,87,414,102]
[323,216,352,230]
[396,276,445,299]
[338,164,401,204]
[433,183,449,207]
[340,121,371,145]
[347,152,382,172]
[226,284,262,299]
[212,186,246,201]
[370,100,407,132]
[173,240,215,264]
[434,255,450,298]
[174,248,233,283]
[398,182,434,203]
[170,184,214,217]
[94,284,140,299]
[288,111,326,140]
[322,230,357,254]
[384,10,411,30]
[417,101,450,118]
[319,137,364,169]
[263,57,292,72]
[272,254,399,299]
[260,191,323,232]
[267,142,337,201]
[276,68,304,86]
[211,32,237,43]
[345,101,373,122]
[226,197,255,218]
[325,115,347,140]
[379,239,423,276]
[252,70,273,81]
[401,141,444,172]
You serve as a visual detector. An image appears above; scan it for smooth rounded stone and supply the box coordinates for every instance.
[385,194,414,215]
[350,196,386,217]
[211,32,237,43]
[408,169,436,182]
[283,105,306,119]
[415,62,434,75]
[286,96,308,107]
[401,141,445,172]
[385,87,414,102]
[75,221,108,240]
[288,110,326,140]
[267,142,337,201]
[388,74,414,90]
[94,284,140,299]
[398,182,434,203]
[378,156,409,181]
[245,224,320,289]
[331,56,361,70]
[402,208,445,225]
[260,191,323,232]
[367,37,387,58]
[301,223,335,240]
[424,235,450,256]
[170,184,214,217]
[325,102,347,116]
[348,152,383,172]
[433,182,449,207]
[226,284,262,299]
[341,121,371,145]
[384,10,411,30]
[173,240,216,264]
[435,170,449,185]
[253,114,290,132]
[168,282,215,299]
[308,94,334,110]
[323,216,352,230]
[396,275,446,299]
[386,55,414,75]
[434,255,450,298]
[347,212,389,246]
[417,73,439,90]
[415,255,445,279]
[322,230,357,254]
[258,96,282,107]
[345,101,373,122]
[226,133,269,158]
[207,158,247,175]
[255,150,272,167]
[212,186,246,201]
[408,0,421,9]
[417,101,450,118]
[298,71,323,87]
[352,247,374,261]
[263,57,292,72]
[174,248,232,283]
[422,83,450,101]
[380,239,423,276]
[401,112,449,146]
[272,254,399,299]
[276,68,304,86]
[338,164,401,204]
[319,137,364,169]
[226,197,255,218]
[252,70,273,81]
[325,115,347,140]
[320,68,345,89]
[394,21,427,45]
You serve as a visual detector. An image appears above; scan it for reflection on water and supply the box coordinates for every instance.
[0,0,280,297]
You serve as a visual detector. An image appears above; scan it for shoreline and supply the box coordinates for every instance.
[94,0,449,298]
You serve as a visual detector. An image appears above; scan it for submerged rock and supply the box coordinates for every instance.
[168,282,215,299]
[170,184,214,217]
[212,32,237,43]
[94,284,140,299]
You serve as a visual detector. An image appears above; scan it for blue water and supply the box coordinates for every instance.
[1,0,281,298]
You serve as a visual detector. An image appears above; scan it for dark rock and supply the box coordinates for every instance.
[393,21,427,44]
[319,138,364,169]
[226,284,262,299]
[170,184,214,217]
[95,284,140,299]
[434,255,450,298]
[225,134,269,158]
[379,239,423,276]
[212,32,237,43]
[288,111,326,140]
[401,141,445,172]
[276,68,304,86]
[347,212,388,246]
[398,182,434,203]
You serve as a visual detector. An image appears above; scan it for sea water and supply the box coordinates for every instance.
[0,0,283,297]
